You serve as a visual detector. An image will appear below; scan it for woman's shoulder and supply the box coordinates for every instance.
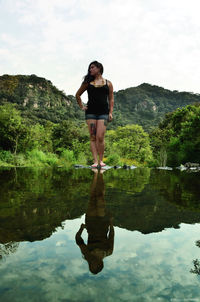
[81,81,89,87]
[79,81,89,90]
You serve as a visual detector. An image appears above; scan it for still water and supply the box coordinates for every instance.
[0,167,200,302]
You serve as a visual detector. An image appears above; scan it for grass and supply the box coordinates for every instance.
[0,149,150,168]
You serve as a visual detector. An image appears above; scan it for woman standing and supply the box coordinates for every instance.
[75,61,114,168]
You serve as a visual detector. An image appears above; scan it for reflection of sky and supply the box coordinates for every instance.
[1,218,200,302]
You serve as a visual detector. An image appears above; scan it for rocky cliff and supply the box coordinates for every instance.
[0,74,84,124]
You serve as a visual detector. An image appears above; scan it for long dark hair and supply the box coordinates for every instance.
[83,61,104,83]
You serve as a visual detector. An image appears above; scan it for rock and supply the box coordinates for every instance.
[157,167,173,171]
[123,165,131,169]
[177,163,200,172]
[102,165,112,170]
[177,165,187,171]
[130,165,137,169]
[184,162,200,168]
[73,164,136,170]
[74,164,85,168]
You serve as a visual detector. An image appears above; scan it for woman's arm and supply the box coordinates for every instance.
[75,224,91,259]
[75,82,88,110]
[108,81,114,121]
[75,223,86,245]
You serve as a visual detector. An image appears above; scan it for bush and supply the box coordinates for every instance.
[76,152,87,165]
[12,153,27,166]
[60,149,76,163]
[26,149,58,166]
[0,150,13,163]
[106,124,153,164]
[57,149,76,168]
[151,104,200,166]
[105,153,122,166]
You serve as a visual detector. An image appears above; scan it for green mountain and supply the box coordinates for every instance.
[114,83,200,130]
[1,74,200,130]
[0,74,84,124]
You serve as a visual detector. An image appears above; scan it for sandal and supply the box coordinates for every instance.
[91,163,98,168]
[100,163,106,167]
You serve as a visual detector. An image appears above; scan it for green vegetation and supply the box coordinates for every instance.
[0,103,152,167]
[150,103,200,166]
[1,167,199,244]
[105,124,153,166]
[1,75,200,131]
[0,74,199,168]
[0,74,84,124]
[114,83,200,131]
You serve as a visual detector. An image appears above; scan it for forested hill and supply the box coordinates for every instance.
[114,83,200,130]
[1,74,200,130]
[0,74,84,124]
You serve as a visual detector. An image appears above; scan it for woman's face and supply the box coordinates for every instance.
[89,64,100,76]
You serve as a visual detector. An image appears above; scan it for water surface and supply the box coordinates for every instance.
[0,167,200,301]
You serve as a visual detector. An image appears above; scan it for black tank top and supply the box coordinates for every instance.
[86,80,109,115]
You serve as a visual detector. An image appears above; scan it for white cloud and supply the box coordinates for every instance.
[1,220,200,301]
[1,0,200,95]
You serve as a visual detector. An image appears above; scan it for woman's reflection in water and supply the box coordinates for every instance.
[75,169,114,274]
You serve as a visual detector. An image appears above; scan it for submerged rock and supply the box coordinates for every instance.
[156,167,173,171]
[130,165,137,169]
[73,164,136,170]
[123,165,131,169]
[184,162,200,168]
[74,164,86,169]
[177,163,200,172]
[177,165,187,171]
[114,165,136,169]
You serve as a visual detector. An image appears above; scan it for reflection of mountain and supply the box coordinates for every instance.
[111,187,200,234]
[0,168,150,244]
[0,168,199,245]
[0,168,91,243]
[109,169,200,234]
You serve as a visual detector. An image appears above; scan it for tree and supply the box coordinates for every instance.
[150,104,200,166]
[106,124,153,163]
[52,120,89,153]
[28,122,54,152]
[0,103,29,154]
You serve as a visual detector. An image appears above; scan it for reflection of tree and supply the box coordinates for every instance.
[76,170,114,274]
[190,259,200,275]
[195,240,200,248]
[150,169,200,211]
[0,168,92,243]
[190,241,200,275]
[1,166,200,246]
[0,242,19,262]
[104,168,150,194]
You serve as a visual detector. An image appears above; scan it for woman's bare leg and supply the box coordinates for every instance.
[87,120,98,164]
[96,120,106,164]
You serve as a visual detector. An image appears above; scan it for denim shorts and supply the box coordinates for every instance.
[85,114,109,120]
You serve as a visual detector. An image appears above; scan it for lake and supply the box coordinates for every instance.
[0,167,200,302]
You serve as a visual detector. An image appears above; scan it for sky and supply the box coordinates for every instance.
[1,0,200,99]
